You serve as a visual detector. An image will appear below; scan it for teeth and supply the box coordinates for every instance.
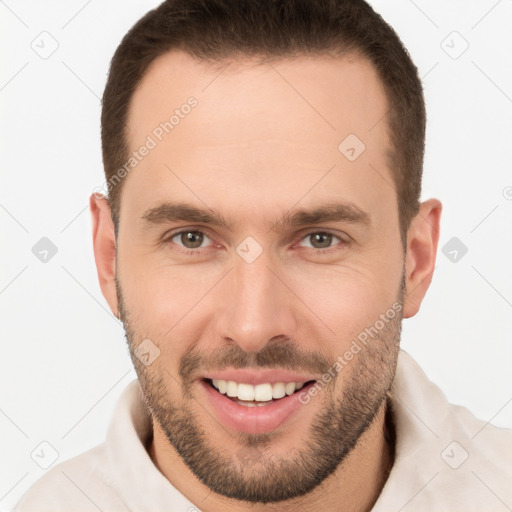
[235,400,270,407]
[254,383,273,401]
[285,382,296,396]
[238,383,255,401]
[226,381,238,397]
[272,382,286,399]
[211,379,307,401]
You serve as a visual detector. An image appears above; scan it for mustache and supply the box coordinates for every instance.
[179,339,331,383]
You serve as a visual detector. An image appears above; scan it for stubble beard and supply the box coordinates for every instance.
[116,275,403,503]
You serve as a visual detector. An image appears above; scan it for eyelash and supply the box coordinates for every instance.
[162,228,349,256]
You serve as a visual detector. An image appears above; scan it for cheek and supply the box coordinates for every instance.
[284,252,403,349]
[119,255,220,348]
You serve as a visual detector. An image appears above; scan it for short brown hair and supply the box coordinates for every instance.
[101,0,425,244]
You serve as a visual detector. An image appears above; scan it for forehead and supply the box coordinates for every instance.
[127,49,389,143]
[121,49,394,229]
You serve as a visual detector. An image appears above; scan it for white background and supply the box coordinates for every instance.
[1,0,511,509]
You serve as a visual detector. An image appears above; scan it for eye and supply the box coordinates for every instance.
[168,230,213,250]
[298,231,345,251]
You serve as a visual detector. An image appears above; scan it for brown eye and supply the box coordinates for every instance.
[170,230,211,249]
[309,233,333,249]
[299,232,342,250]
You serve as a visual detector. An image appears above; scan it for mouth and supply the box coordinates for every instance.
[199,376,318,434]
[204,378,316,407]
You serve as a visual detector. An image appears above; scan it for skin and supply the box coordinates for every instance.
[90,50,441,511]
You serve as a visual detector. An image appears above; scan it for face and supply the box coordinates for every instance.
[115,51,406,502]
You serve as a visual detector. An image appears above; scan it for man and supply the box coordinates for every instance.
[15,0,511,510]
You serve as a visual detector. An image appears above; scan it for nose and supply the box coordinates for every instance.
[215,253,298,353]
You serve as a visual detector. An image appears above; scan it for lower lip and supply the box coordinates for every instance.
[199,380,314,434]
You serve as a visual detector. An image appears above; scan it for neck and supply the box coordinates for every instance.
[149,399,394,512]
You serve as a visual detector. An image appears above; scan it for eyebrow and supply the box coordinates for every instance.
[140,201,371,231]
[272,201,371,231]
[141,202,232,229]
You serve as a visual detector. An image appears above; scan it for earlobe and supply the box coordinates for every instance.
[89,193,119,318]
[402,198,442,319]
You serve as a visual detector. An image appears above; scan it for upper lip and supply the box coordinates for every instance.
[201,369,318,386]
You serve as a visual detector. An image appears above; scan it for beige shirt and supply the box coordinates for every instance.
[14,350,512,512]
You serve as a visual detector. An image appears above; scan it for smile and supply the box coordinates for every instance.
[209,379,307,406]
[199,373,318,433]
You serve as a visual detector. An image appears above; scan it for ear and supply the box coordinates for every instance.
[89,193,119,318]
[402,198,442,318]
